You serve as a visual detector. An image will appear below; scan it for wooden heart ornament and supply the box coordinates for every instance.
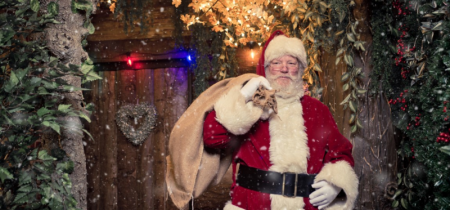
[115,103,157,145]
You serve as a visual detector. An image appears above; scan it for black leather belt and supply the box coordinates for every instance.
[236,164,316,197]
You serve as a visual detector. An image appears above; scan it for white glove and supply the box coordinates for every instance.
[240,76,272,102]
[309,181,342,209]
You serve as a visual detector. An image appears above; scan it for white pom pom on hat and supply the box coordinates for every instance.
[264,35,307,68]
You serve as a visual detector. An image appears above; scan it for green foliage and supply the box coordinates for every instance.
[72,0,95,34]
[189,24,238,98]
[284,0,366,132]
[0,0,99,209]
[369,0,397,97]
[173,0,189,50]
[114,0,153,34]
[371,0,450,209]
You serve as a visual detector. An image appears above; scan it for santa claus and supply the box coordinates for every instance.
[166,30,358,210]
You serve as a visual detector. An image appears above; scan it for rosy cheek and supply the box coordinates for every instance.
[289,71,299,76]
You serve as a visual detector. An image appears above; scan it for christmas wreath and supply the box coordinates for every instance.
[115,103,157,145]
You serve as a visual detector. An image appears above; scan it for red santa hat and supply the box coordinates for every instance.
[256,30,307,77]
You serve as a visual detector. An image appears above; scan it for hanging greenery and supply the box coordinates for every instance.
[173,0,190,50]
[369,0,397,97]
[370,0,450,209]
[111,0,153,33]
[0,0,99,209]
[189,24,238,97]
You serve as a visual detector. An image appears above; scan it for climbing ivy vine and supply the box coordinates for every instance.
[0,0,99,209]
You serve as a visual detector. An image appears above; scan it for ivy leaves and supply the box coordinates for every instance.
[0,167,14,183]
[340,66,366,132]
[72,0,95,34]
[334,19,367,133]
[9,150,77,209]
[48,2,59,16]
[30,0,40,12]
[1,0,99,209]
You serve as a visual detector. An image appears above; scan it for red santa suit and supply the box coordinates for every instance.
[202,31,358,210]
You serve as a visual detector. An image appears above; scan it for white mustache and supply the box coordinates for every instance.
[274,76,295,80]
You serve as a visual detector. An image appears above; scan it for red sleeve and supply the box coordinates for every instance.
[323,107,355,167]
[203,110,232,149]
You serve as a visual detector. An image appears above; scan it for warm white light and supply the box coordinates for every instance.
[235,43,238,46]
[217,21,220,25]
[258,42,261,46]
[251,49,254,59]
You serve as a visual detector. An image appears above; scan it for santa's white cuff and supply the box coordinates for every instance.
[214,85,263,135]
[314,161,359,210]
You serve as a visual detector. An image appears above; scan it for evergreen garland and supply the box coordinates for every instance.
[369,0,396,97]
[113,0,153,34]
[371,0,450,209]
[189,24,212,97]
[189,24,238,97]
[0,0,99,209]
[173,0,189,50]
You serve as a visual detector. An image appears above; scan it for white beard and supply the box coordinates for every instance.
[265,71,304,99]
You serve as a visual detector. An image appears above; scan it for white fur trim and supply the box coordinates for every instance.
[223,201,245,210]
[315,161,359,210]
[265,35,307,67]
[270,194,305,210]
[214,85,264,135]
[268,96,309,209]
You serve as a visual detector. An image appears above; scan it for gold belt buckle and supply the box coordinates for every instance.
[282,172,298,197]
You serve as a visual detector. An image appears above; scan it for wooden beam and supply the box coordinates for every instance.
[88,5,190,42]
[86,37,190,63]
[94,59,190,71]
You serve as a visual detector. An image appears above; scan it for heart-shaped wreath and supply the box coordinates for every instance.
[115,103,157,145]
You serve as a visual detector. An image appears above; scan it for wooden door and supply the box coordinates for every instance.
[85,68,189,210]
